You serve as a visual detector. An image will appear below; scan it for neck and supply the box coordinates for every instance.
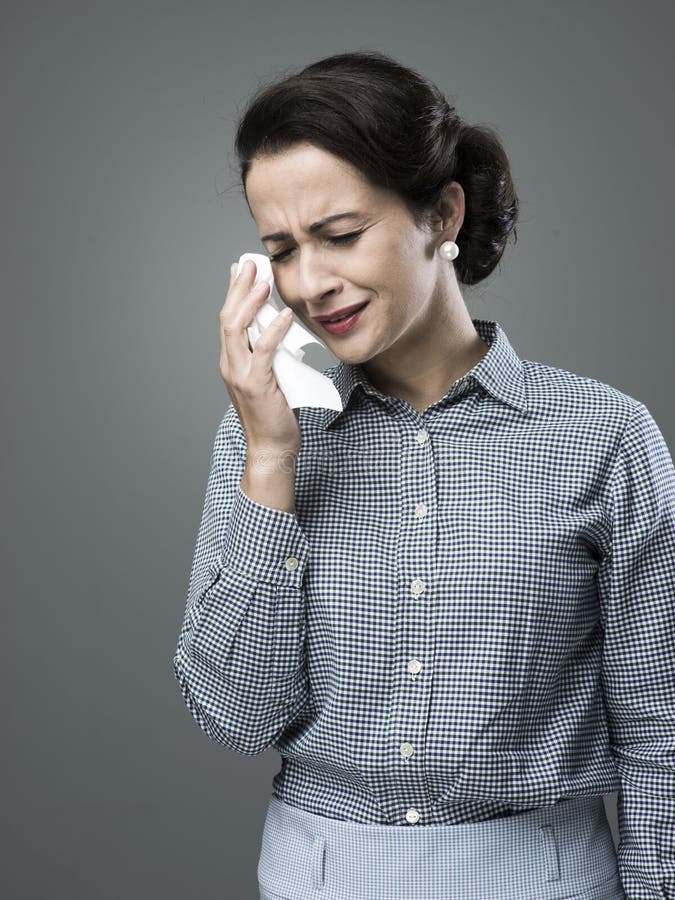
[360,302,489,414]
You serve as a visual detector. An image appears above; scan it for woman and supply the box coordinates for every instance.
[172,51,674,899]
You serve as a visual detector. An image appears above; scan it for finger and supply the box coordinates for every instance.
[220,263,245,371]
[234,257,258,288]
[220,261,264,329]
[218,260,253,370]
[219,265,236,371]
[221,258,260,318]
[220,278,272,373]
[249,307,294,374]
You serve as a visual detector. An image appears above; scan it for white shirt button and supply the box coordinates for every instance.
[400,742,414,758]
[407,659,422,675]
[284,556,299,571]
[410,578,426,596]
[414,502,427,519]
[405,808,420,824]
[415,429,428,445]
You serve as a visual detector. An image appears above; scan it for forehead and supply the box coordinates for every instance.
[246,143,380,227]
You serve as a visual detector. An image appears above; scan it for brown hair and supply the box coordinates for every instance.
[233,50,519,286]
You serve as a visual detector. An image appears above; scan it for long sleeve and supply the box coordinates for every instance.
[598,401,675,899]
[172,403,311,755]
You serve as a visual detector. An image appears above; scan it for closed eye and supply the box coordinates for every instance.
[268,231,363,264]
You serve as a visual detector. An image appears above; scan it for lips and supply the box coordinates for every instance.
[315,301,369,322]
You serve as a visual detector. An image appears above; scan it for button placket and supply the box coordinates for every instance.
[399,426,432,825]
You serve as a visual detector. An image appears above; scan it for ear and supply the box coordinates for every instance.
[435,181,465,239]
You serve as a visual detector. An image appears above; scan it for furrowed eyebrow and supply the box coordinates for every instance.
[260,211,366,244]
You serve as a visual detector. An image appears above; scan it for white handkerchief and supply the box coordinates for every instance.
[236,253,344,411]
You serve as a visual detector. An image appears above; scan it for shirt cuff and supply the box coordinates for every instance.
[221,484,310,587]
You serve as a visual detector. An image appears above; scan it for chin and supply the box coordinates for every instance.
[333,346,373,366]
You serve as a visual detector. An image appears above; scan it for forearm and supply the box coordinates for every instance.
[241,448,297,513]
[173,570,309,756]
[175,437,309,754]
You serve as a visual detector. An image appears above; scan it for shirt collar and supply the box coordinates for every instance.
[322,318,528,430]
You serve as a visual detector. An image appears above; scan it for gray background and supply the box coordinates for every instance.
[4,1,673,898]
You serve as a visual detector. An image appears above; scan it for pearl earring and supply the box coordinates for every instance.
[440,240,459,261]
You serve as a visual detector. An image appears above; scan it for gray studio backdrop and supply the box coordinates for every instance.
[4,1,673,898]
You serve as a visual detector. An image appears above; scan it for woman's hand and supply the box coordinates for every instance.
[219,259,301,458]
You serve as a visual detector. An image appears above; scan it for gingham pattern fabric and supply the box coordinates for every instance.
[257,793,626,899]
[172,318,675,899]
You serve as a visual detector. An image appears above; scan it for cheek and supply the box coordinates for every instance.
[382,258,425,305]
[365,249,408,292]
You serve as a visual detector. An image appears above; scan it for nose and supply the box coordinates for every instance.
[297,248,342,306]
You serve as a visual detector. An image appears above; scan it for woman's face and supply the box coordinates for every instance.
[245,143,462,366]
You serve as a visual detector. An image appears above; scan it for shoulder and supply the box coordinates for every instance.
[522,358,642,433]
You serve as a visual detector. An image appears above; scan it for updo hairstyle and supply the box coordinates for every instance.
[233,50,519,286]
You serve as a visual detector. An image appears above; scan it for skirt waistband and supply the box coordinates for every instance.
[257,794,625,900]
